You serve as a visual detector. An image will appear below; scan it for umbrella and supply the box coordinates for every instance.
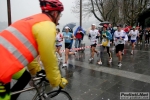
[99,21,110,26]
[62,23,76,32]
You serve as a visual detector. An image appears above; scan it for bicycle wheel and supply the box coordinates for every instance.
[46,90,72,100]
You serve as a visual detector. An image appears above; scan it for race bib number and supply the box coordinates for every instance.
[91,39,97,42]
[117,39,123,44]
[64,36,69,39]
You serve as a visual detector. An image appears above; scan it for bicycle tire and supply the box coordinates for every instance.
[46,90,72,100]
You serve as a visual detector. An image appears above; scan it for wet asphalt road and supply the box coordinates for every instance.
[12,35,150,100]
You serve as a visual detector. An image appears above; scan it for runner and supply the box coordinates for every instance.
[128,29,131,45]
[129,26,139,55]
[88,24,100,61]
[63,27,77,67]
[138,27,144,45]
[113,26,117,42]
[108,24,115,50]
[97,24,112,65]
[122,32,128,55]
[70,29,74,51]
[56,28,63,60]
[135,26,140,45]
[114,24,127,68]
[145,28,150,45]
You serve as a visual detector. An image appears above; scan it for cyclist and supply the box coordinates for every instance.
[0,0,68,100]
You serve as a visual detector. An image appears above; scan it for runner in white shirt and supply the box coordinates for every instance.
[88,24,100,61]
[114,24,127,68]
[129,26,139,55]
[113,27,117,50]
[56,28,63,60]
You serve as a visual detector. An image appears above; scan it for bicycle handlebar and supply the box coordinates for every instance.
[33,74,49,84]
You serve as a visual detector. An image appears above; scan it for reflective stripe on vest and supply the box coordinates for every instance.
[0,36,29,66]
[5,26,38,58]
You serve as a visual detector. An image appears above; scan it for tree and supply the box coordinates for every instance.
[145,17,150,27]
[72,0,121,25]
[72,0,150,26]
[138,8,150,28]
[122,0,150,26]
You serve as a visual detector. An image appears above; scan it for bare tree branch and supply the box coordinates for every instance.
[72,0,150,26]
[90,0,103,21]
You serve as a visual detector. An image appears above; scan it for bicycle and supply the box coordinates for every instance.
[11,75,72,100]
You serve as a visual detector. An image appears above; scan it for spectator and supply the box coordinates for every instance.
[74,27,84,51]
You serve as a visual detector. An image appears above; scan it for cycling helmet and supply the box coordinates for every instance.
[40,0,64,12]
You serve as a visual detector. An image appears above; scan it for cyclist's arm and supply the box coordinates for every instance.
[27,59,41,75]
[32,21,61,87]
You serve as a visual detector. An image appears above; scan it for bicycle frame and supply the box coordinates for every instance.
[11,73,72,100]
[11,77,47,100]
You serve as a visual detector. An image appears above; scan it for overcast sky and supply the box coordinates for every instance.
[0,0,98,30]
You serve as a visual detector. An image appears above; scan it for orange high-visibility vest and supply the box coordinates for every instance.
[0,13,51,84]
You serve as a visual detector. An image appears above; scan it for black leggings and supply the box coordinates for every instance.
[0,70,31,100]
[11,70,31,100]
[100,46,111,59]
